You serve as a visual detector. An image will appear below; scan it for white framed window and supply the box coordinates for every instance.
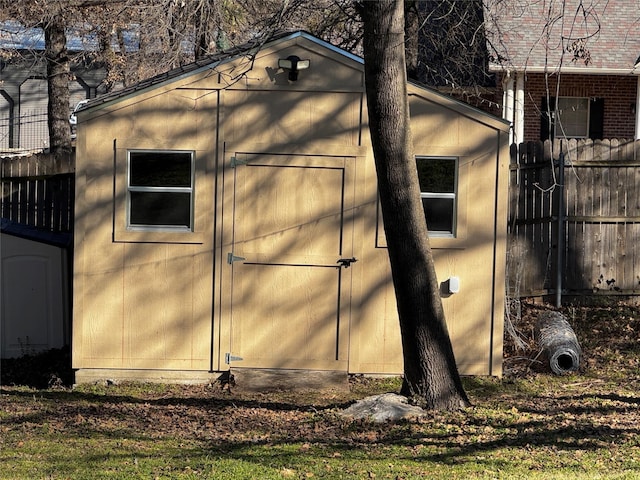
[555,97,590,138]
[416,156,458,237]
[127,150,195,231]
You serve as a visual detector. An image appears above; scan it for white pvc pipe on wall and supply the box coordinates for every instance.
[515,73,525,144]
[635,76,640,140]
[503,74,515,145]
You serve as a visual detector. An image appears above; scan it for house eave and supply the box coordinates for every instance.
[490,64,640,76]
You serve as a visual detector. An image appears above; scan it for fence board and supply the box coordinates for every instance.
[618,222,628,291]
[27,179,36,226]
[10,180,19,222]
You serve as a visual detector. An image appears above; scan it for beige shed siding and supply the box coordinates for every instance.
[348,92,509,376]
[73,32,508,381]
[73,77,219,371]
[223,91,362,147]
[352,248,404,374]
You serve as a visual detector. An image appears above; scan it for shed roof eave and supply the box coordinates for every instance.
[78,60,226,114]
[407,83,510,132]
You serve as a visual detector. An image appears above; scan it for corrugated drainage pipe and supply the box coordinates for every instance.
[535,311,581,375]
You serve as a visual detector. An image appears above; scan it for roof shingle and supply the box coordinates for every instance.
[485,0,640,72]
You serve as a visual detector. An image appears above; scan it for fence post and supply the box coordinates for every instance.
[555,148,565,307]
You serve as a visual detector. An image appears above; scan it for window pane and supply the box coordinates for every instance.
[422,197,454,233]
[416,156,457,235]
[130,192,191,227]
[416,157,455,193]
[557,97,589,138]
[130,151,192,187]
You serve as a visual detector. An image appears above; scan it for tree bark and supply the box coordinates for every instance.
[194,1,213,60]
[44,15,72,164]
[359,0,470,410]
[404,0,419,79]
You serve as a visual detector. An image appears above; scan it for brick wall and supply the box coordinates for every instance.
[522,73,637,141]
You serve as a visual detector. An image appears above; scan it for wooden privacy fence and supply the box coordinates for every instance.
[508,139,640,303]
[1,153,75,233]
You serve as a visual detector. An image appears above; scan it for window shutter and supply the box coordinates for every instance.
[540,96,556,140]
[589,98,604,140]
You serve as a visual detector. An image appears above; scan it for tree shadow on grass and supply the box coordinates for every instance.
[2,381,640,477]
[3,349,639,473]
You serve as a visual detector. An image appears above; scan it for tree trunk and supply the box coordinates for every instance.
[194,1,211,60]
[404,0,419,79]
[98,26,119,93]
[360,0,470,410]
[44,15,72,164]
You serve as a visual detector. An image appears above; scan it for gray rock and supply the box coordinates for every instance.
[340,393,426,423]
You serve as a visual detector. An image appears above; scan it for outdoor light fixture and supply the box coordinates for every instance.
[278,55,310,81]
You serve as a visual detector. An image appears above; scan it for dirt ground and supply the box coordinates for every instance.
[1,300,639,446]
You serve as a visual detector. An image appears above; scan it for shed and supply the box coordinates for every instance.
[72,31,509,384]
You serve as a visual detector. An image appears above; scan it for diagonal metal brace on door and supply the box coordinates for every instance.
[227,252,246,264]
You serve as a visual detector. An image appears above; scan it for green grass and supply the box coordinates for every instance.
[2,303,640,479]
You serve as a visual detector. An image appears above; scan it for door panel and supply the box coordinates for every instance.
[228,153,353,370]
[231,264,344,369]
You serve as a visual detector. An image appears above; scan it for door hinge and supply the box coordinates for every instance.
[225,353,244,364]
[227,252,246,264]
[230,156,247,168]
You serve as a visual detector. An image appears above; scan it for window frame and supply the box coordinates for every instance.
[416,155,458,238]
[375,154,467,250]
[126,149,196,232]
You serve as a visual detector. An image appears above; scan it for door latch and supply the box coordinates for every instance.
[337,257,358,268]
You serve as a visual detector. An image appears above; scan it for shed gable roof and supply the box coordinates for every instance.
[79,30,507,131]
[486,0,640,74]
[78,31,359,112]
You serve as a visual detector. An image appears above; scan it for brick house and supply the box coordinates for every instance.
[485,0,640,143]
